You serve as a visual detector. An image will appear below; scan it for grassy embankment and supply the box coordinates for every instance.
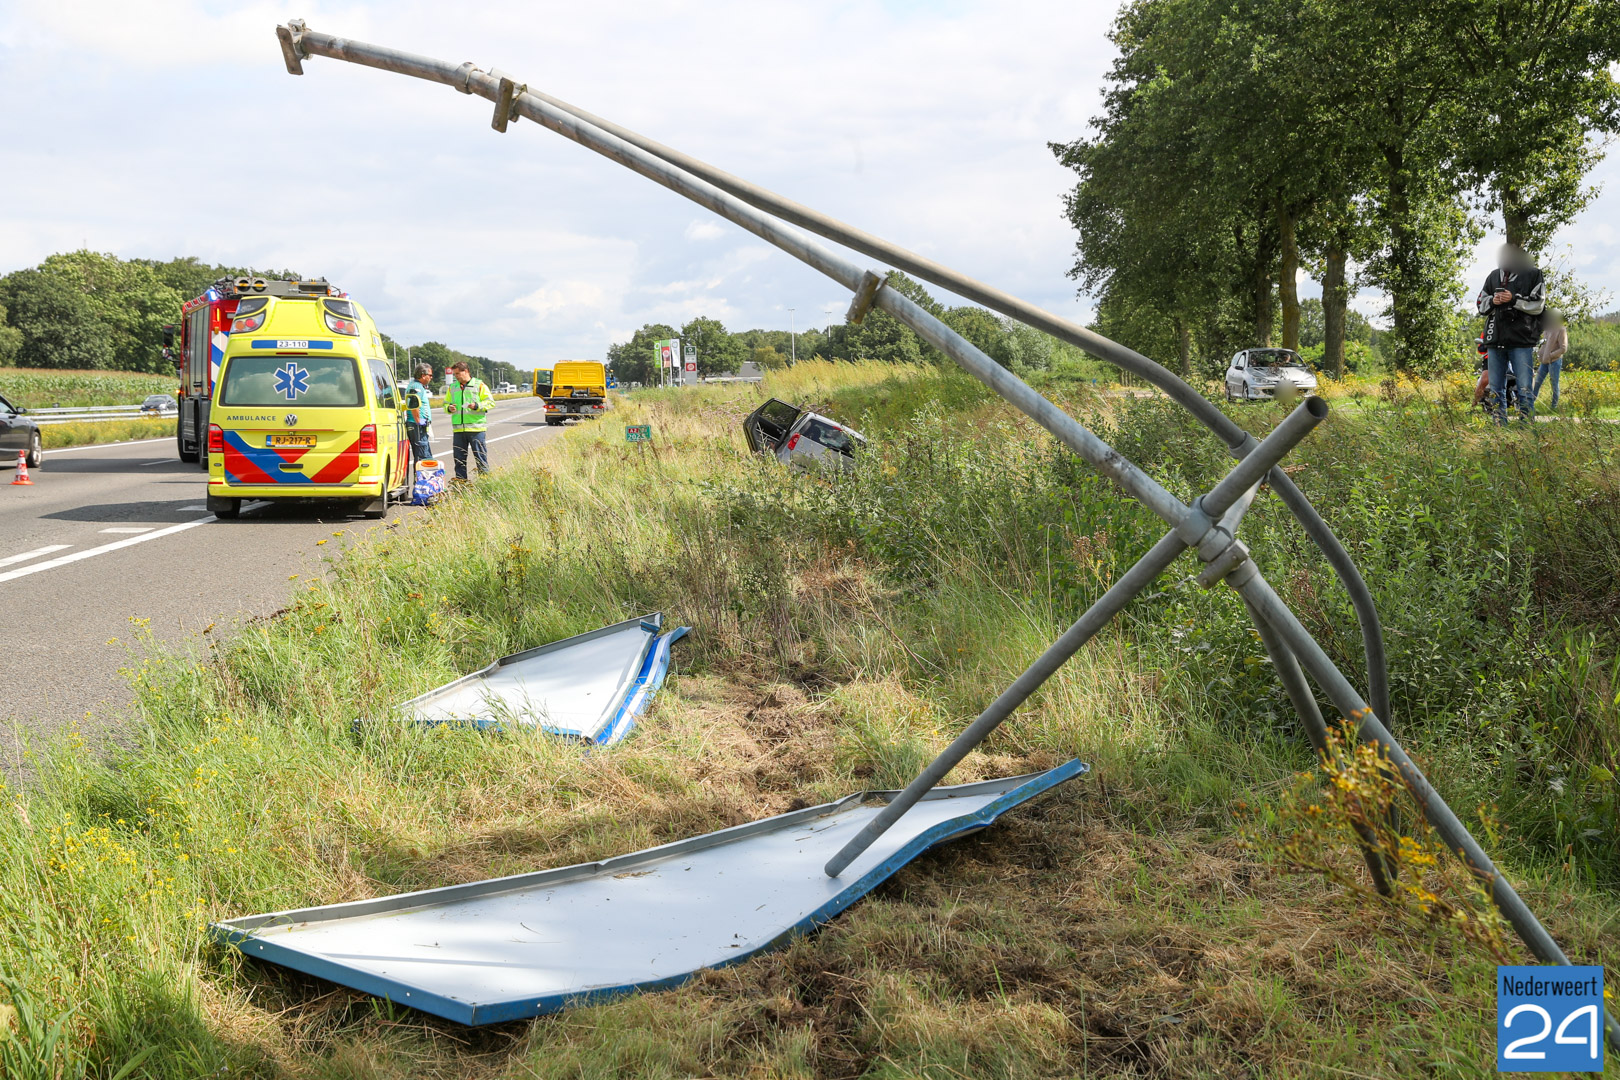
[1,360,1616,1078]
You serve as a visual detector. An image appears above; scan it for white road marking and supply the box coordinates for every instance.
[488,428,547,445]
[0,517,214,585]
[43,437,172,456]
[137,459,171,466]
[0,544,71,568]
[99,526,154,534]
[177,505,208,511]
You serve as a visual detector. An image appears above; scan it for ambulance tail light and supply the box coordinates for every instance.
[324,311,359,336]
[207,424,224,453]
[358,424,378,453]
[231,311,266,333]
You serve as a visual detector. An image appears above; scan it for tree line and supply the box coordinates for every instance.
[1053,0,1620,379]
[0,251,527,387]
[605,272,1106,383]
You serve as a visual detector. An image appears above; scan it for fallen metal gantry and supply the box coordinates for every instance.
[271,22,1616,1048]
[213,763,1086,1024]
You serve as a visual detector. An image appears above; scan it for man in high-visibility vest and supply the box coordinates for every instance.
[445,361,494,480]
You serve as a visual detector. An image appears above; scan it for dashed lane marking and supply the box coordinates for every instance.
[99,526,154,534]
[0,517,214,585]
[0,544,71,568]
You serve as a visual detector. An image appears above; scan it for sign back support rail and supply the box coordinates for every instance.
[275,22,1616,1050]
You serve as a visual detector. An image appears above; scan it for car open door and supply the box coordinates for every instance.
[742,398,805,455]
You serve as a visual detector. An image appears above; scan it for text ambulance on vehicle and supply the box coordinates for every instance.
[205,278,411,521]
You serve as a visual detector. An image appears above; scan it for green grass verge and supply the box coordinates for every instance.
[1,360,1615,1077]
[39,419,176,450]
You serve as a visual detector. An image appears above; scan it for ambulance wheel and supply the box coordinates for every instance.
[26,430,42,469]
[207,495,240,520]
[362,478,391,520]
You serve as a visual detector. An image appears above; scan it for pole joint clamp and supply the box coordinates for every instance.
[277,22,307,75]
[491,70,525,131]
[846,271,887,325]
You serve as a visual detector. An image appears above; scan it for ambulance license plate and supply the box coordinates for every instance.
[269,434,315,448]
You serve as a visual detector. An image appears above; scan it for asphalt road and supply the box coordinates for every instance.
[0,400,560,761]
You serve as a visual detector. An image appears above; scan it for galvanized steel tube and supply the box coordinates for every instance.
[499,70,1392,730]
[823,529,1191,879]
[1237,571,1620,1051]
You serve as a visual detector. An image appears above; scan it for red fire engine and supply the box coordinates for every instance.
[169,279,243,463]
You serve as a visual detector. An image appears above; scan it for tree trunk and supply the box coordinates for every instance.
[1322,243,1349,379]
[1252,212,1276,346]
[1383,155,1413,370]
[1500,184,1531,251]
[1174,317,1191,378]
[1279,202,1301,352]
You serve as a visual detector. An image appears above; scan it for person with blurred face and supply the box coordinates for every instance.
[1533,310,1567,411]
[1476,243,1544,423]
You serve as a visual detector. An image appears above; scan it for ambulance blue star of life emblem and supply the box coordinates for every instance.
[273,362,310,401]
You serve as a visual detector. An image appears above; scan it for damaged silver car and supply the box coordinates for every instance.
[743,397,864,471]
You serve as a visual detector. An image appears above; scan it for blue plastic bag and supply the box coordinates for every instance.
[412,460,447,506]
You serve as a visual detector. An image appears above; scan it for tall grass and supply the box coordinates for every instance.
[0,360,1614,1076]
[40,419,175,450]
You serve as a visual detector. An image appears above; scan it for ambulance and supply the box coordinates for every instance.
[206,278,411,520]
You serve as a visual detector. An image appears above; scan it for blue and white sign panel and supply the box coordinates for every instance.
[212,761,1087,1025]
[1497,965,1605,1072]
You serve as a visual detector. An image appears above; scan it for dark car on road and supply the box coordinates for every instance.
[0,392,42,468]
[140,394,177,415]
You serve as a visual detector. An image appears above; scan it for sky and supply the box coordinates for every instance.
[0,1,1615,370]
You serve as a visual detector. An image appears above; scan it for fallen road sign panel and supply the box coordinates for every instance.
[213,760,1087,1024]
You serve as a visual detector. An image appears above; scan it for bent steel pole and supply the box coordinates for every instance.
[431,52,1392,733]
[277,26,1613,1047]
[826,399,1329,878]
[277,20,1389,733]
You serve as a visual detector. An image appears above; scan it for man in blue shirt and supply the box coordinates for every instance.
[403,363,435,465]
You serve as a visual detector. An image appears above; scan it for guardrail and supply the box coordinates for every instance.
[24,405,176,426]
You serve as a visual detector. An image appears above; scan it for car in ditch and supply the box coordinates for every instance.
[742,397,864,471]
[1224,348,1319,401]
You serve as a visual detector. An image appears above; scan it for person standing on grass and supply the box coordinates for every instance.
[403,363,435,465]
[1476,243,1545,423]
[1533,310,1567,411]
[445,361,493,481]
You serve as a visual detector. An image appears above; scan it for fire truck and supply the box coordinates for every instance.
[168,276,341,463]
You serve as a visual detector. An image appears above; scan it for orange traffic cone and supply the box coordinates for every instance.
[11,448,32,485]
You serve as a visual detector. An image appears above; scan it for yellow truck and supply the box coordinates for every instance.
[542,361,608,426]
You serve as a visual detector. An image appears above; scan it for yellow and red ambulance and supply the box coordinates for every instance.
[206,278,410,520]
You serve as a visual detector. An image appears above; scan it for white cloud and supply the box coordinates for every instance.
[684,220,726,242]
[1,0,1612,374]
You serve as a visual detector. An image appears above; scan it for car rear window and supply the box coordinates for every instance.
[220,355,363,407]
[802,418,856,455]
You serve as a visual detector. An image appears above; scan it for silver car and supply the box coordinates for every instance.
[742,398,864,471]
[1224,348,1319,401]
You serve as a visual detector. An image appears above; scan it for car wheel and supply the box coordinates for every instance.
[26,430,42,468]
[1243,384,1254,402]
[208,495,240,520]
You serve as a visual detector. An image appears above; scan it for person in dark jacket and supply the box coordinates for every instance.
[1475,243,1544,423]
